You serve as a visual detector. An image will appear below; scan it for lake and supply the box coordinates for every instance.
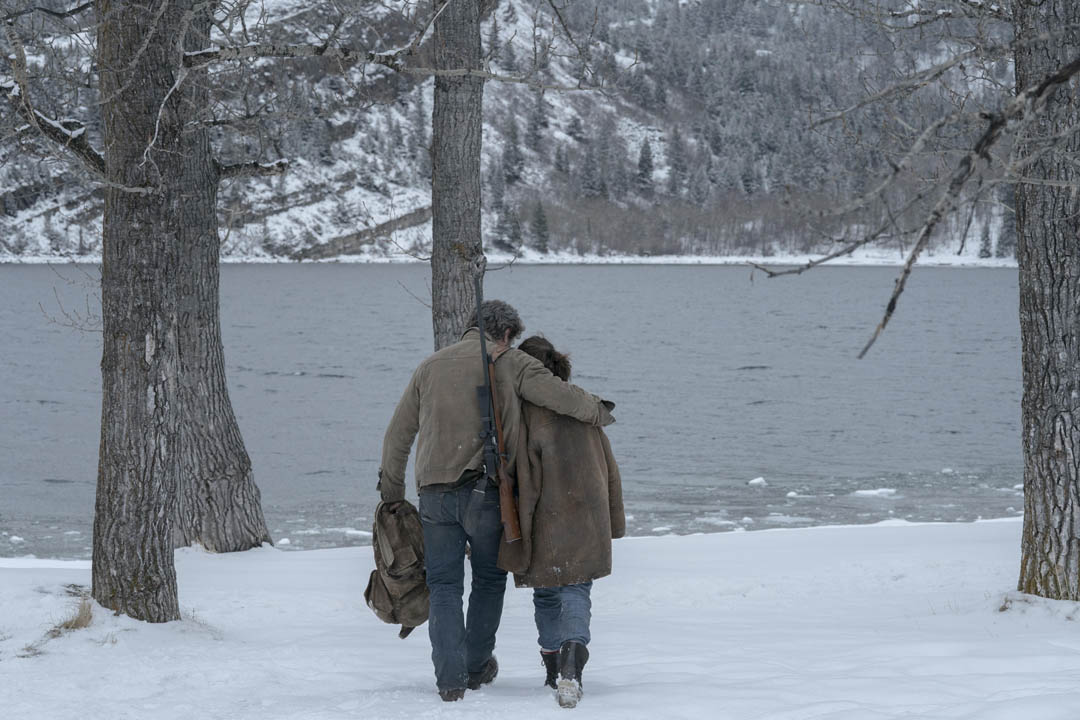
[0,263,1023,558]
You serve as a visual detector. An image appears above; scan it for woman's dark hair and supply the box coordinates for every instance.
[518,335,571,381]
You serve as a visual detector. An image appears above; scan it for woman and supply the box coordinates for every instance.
[515,335,625,709]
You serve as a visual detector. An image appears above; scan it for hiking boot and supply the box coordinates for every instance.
[439,688,465,702]
[556,641,589,708]
[467,655,499,690]
[541,650,559,689]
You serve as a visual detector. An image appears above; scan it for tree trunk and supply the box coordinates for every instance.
[1013,1,1080,600]
[171,7,272,553]
[430,0,486,350]
[92,0,189,622]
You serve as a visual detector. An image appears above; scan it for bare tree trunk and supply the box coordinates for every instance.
[92,0,188,622]
[1013,0,1080,600]
[172,7,272,553]
[430,0,485,350]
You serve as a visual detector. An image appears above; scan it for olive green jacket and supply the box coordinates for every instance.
[378,329,614,502]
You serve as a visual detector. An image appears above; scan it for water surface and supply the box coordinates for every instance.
[0,264,1023,557]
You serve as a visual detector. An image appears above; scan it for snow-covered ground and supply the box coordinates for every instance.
[3,517,1077,719]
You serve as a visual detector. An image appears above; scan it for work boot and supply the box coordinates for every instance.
[467,655,498,690]
[541,650,559,689]
[556,641,589,708]
[439,688,465,702]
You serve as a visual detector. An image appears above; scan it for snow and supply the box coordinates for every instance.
[852,488,899,498]
[3,519,1079,718]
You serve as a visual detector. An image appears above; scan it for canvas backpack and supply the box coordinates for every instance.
[364,500,429,638]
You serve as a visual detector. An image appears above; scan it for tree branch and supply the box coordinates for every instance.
[855,51,1080,358]
[2,1,94,24]
[217,159,288,179]
[1,20,105,177]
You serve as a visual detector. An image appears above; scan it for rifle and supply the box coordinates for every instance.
[474,276,522,543]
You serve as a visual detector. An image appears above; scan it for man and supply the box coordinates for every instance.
[378,299,615,702]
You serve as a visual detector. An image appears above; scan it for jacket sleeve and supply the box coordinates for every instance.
[378,366,422,503]
[513,352,615,427]
[600,429,626,539]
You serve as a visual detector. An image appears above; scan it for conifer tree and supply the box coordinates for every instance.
[502,117,524,185]
[636,139,654,194]
[531,201,550,254]
[996,184,1017,259]
[978,224,992,259]
[580,142,607,199]
[527,91,547,152]
[667,126,689,196]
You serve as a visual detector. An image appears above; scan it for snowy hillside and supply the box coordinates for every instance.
[1,0,1019,263]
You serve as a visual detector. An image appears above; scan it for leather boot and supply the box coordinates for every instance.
[556,641,589,708]
[541,650,559,689]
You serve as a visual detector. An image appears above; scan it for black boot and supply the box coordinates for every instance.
[541,651,559,689]
[556,641,589,708]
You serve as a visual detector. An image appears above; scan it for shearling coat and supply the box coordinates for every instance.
[379,329,615,502]
[505,402,626,588]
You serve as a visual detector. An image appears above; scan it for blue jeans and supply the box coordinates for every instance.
[419,483,508,691]
[533,582,592,652]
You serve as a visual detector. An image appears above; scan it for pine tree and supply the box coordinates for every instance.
[410,90,427,160]
[554,143,570,175]
[580,142,607,199]
[502,42,518,73]
[508,210,524,251]
[527,91,547,152]
[667,126,689,196]
[636,139,654,194]
[996,184,1017,258]
[978,223,992,259]
[488,159,505,212]
[502,117,524,185]
[567,116,585,142]
[531,201,550,254]
[486,14,500,59]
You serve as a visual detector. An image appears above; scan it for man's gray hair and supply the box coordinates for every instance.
[470,299,525,342]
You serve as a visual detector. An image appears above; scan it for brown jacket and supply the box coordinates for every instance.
[379,329,614,502]
[502,403,626,587]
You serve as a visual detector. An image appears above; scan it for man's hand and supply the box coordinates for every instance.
[377,469,406,505]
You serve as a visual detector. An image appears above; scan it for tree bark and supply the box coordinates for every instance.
[1013,1,1080,600]
[92,0,188,623]
[430,0,486,350]
[172,6,272,553]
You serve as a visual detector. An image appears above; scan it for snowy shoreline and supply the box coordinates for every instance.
[4,517,1078,719]
[0,250,1020,268]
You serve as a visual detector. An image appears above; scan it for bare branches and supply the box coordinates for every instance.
[1,19,105,177]
[2,1,94,24]
[811,49,981,128]
[856,51,1080,358]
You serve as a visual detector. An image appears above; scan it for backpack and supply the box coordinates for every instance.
[364,500,429,639]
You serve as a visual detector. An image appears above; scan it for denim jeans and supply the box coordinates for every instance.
[533,581,593,652]
[419,483,508,691]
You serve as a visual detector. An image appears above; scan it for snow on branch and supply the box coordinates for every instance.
[1,20,105,177]
[217,159,288,179]
[183,43,409,71]
[889,0,1011,25]
[755,51,1080,359]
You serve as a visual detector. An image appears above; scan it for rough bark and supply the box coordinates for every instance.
[1013,0,1080,600]
[430,0,486,350]
[92,0,187,623]
[171,7,272,553]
